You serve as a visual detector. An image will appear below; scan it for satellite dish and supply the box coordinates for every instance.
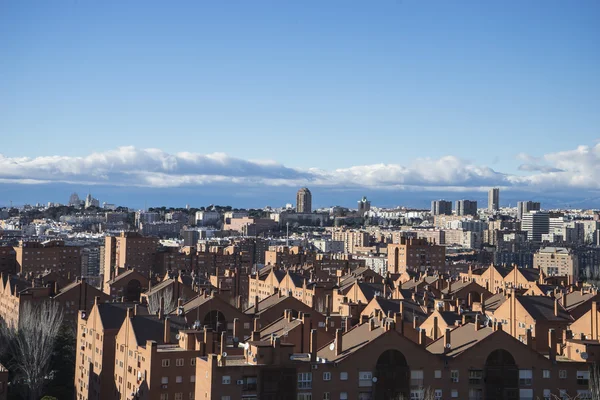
[244,343,250,350]
[582,352,589,360]
[222,352,228,357]
[329,343,335,351]
[252,357,257,363]
[372,377,378,383]
[175,334,181,340]
[445,343,451,349]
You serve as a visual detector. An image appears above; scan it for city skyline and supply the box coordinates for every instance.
[1,2,599,189]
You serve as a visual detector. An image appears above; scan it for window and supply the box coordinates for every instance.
[411,370,424,387]
[323,372,331,381]
[190,358,196,366]
[468,388,483,400]
[161,395,169,400]
[543,389,551,400]
[451,390,458,398]
[434,390,442,399]
[323,393,330,400]
[519,370,532,386]
[577,390,592,399]
[543,370,550,379]
[189,394,195,400]
[434,370,442,379]
[162,359,170,367]
[410,390,423,400]
[577,371,590,385]
[559,390,567,400]
[469,370,483,385]
[359,371,373,387]
[175,394,183,400]
[244,376,257,391]
[244,322,250,329]
[451,370,459,383]
[297,394,312,400]
[221,397,231,400]
[176,376,183,383]
[161,377,168,384]
[340,394,348,400]
[519,389,533,400]
[559,370,567,379]
[176,358,184,367]
[298,372,312,389]
[222,376,230,385]
[340,372,348,381]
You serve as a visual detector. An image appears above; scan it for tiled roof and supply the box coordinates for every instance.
[130,314,187,346]
[97,302,143,330]
[483,293,507,312]
[316,321,387,362]
[426,323,495,358]
[259,317,302,341]
[558,291,598,311]
[517,296,572,322]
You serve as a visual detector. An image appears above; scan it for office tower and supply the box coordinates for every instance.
[488,188,500,211]
[431,200,452,216]
[521,211,550,242]
[455,200,478,216]
[517,201,541,220]
[357,196,371,217]
[296,187,312,213]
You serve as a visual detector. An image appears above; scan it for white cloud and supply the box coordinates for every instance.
[1,144,600,192]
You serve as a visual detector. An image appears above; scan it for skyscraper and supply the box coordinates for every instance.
[296,187,312,213]
[357,196,371,217]
[488,188,500,211]
[455,200,478,216]
[431,200,452,216]
[517,201,541,220]
[521,211,550,242]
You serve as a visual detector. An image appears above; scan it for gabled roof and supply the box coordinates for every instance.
[558,291,599,311]
[441,280,473,295]
[130,314,187,346]
[483,293,507,312]
[316,321,388,362]
[145,278,176,296]
[259,316,302,341]
[517,296,572,322]
[427,323,495,358]
[106,269,148,285]
[97,302,144,330]
[287,272,305,288]
[367,297,426,321]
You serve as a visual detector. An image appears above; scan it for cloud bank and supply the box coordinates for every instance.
[1,144,600,193]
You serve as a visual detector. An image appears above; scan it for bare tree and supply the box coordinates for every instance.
[0,301,64,400]
[590,363,600,400]
[147,286,176,315]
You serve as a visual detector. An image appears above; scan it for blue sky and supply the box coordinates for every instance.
[1,1,599,208]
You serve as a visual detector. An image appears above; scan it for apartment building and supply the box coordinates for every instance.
[387,237,445,274]
[0,246,16,275]
[331,229,370,254]
[14,240,81,279]
[534,246,579,281]
[103,232,159,285]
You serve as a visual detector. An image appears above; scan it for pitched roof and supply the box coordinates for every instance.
[130,314,187,346]
[483,293,507,312]
[106,269,147,285]
[558,291,598,311]
[259,316,302,341]
[97,302,143,330]
[426,323,495,358]
[316,321,387,362]
[517,296,572,322]
[368,297,426,321]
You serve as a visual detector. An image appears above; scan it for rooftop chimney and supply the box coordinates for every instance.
[548,328,557,362]
[592,302,598,341]
[335,328,343,356]
[369,318,376,331]
[474,314,481,331]
[126,307,134,319]
[163,317,171,344]
[394,313,404,335]
[253,317,260,332]
[309,329,318,361]
[158,296,165,320]
[419,328,427,347]
[526,328,533,349]
[444,328,451,352]
[254,295,259,313]
[554,298,559,317]
[433,317,439,340]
